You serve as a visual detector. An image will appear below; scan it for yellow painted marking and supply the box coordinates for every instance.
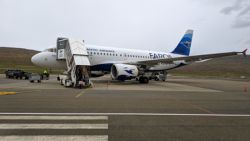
[75,91,85,98]
[0,92,17,95]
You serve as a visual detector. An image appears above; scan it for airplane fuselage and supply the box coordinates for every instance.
[31,45,186,72]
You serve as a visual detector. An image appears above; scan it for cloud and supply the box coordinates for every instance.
[238,5,250,16]
[233,19,250,28]
[221,0,244,15]
[221,0,250,28]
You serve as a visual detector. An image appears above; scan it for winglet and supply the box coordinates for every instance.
[242,49,248,56]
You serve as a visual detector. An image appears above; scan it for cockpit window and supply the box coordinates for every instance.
[43,48,57,52]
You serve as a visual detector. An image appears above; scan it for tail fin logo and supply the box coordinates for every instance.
[182,41,191,48]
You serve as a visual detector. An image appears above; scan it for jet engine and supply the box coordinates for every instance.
[111,64,139,81]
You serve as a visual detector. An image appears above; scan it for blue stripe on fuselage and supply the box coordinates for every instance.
[91,63,113,71]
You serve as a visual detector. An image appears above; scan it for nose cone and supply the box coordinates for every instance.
[31,53,40,66]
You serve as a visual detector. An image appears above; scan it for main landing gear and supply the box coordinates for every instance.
[160,70,167,82]
[139,76,149,84]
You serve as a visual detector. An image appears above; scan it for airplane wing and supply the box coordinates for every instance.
[134,49,247,66]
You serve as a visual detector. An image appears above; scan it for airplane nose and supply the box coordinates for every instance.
[31,54,39,65]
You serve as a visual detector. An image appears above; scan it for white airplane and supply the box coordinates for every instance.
[31,30,247,83]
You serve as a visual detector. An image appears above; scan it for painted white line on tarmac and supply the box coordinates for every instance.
[0,135,108,141]
[0,124,108,130]
[0,116,108,120]
[0,113,250,117]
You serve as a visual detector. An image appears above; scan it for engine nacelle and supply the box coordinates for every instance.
[111,64,139,81]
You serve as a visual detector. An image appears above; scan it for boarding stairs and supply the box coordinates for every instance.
[56,38,91,87]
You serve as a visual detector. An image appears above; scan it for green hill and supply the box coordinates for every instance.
[170,55,250,78]
[0,47,43,73]
[0,47,39,65]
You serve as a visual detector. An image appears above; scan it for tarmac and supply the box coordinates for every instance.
[0,74,249,141]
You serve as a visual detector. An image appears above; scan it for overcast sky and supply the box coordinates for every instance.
[0,0,249,55]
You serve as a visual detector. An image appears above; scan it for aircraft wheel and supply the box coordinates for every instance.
[144,77,149,83]
[139,77,149,84]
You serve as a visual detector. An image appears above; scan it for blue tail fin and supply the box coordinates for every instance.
[171,30,193,56]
